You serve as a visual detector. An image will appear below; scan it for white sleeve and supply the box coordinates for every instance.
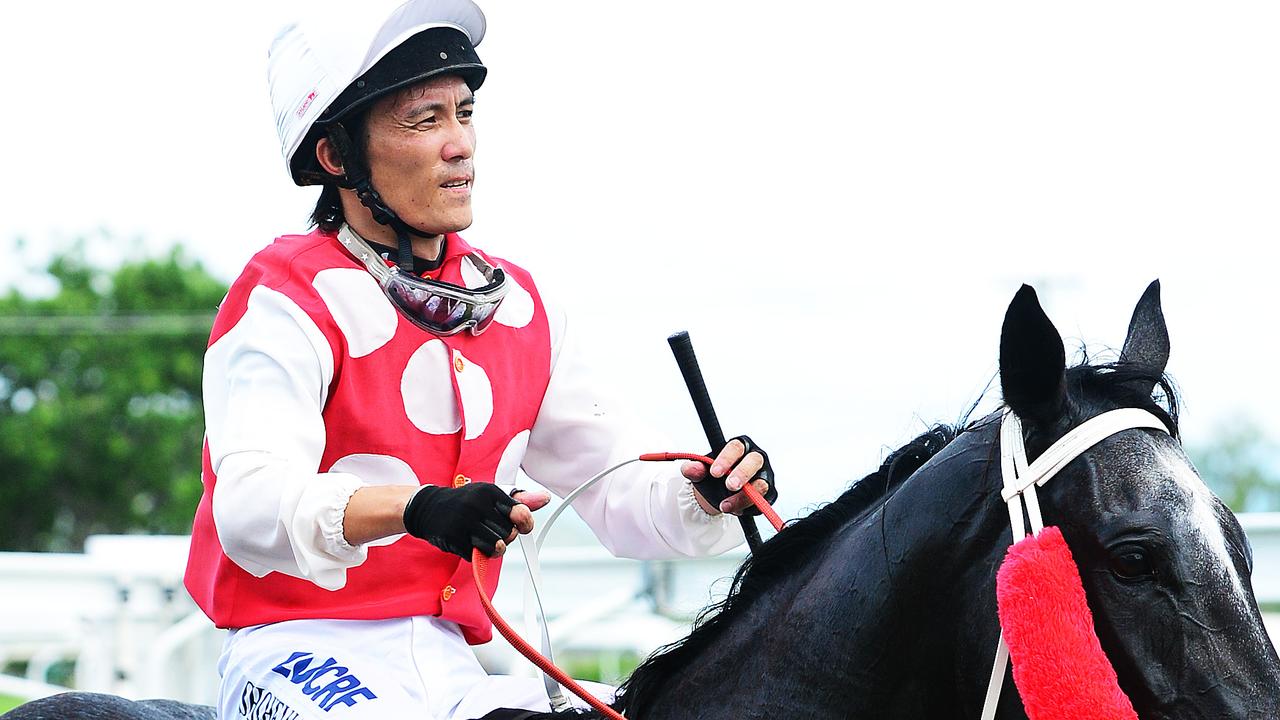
[521,305,744,559]
[204,285,368,591]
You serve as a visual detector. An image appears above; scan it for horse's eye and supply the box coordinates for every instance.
[1110,547,1156,581]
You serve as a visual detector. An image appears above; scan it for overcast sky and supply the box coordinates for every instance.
[2,1,1279,516]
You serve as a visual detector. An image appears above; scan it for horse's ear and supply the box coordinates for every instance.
[1119,280,1170,387]
[1000,284,1066,423]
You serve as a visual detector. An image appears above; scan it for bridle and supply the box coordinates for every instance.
[979,407,1170,719]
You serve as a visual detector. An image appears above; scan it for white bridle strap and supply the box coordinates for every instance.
[980,407,1169,720]
[1001,408,1168,504]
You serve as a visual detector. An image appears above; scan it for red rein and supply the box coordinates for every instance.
[470,452,784,719]
[472,550,624,719]
[637,452,785,532]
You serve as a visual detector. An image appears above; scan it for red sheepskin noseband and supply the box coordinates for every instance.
[996,526,1137,720]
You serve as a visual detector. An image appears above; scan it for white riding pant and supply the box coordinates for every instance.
[217,616,615,720]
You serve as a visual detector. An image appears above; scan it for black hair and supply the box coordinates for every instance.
[311,185,345,233]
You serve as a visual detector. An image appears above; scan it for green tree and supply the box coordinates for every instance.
[1188,418,1280,513]
[0,246,227,551]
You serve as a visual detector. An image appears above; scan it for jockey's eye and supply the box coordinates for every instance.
[1109,545,1156,582]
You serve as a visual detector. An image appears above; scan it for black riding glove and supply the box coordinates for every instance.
[402,483,521,559]
[691,434,778,516]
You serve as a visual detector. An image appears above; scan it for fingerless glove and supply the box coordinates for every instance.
[692,434,779,515]
[402,483,521,558]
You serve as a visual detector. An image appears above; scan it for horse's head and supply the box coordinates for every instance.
[999,281,1280,718]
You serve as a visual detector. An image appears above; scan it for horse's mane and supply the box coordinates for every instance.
[613,422,964,712]
[611,360,1178,715]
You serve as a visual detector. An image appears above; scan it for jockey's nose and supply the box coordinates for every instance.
[442,120,474,163]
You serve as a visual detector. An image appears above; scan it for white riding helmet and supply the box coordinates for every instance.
[268,0,487,186]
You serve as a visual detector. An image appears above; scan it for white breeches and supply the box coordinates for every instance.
[217,616,615,719]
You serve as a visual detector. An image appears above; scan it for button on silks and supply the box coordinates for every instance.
[441,585,456,602]
[454,357,465,373]
[453,474,471,488]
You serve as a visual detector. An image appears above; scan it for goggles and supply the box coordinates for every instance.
[338,226,508,337]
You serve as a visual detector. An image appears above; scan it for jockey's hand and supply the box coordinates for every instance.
[681,435,777,516]
[403,484,549,559]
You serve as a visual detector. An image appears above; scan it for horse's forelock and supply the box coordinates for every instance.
[1064,361,1180,438]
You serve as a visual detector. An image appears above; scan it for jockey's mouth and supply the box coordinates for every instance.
[441,176,473,191]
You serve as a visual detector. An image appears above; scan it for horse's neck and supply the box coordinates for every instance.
[875,423,1020,715]
[816,423,1013,716]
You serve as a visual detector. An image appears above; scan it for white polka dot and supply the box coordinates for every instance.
[329,453,418,486]
[402,340,462,434]
[460,257,533,329]
[495,276,534,328]
[454,349,493,440]
[459,255,490,289]
[313,268,397,357]
[495,431,530,486]
[330,453,418,548]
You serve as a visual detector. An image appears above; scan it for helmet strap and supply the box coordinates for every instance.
[326,122,437,273]
[395,227,415,275]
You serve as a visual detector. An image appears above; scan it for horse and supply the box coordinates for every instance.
[531,281,1280,719]
[6,281,1279,719]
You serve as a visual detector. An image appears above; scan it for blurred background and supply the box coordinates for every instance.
[1,0,1278,711]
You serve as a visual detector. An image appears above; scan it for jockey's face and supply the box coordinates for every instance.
[362,75,477,235]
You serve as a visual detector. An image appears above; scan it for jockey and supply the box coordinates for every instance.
[182,2,776,719]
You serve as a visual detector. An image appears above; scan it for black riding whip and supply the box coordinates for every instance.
[666,331,764,552]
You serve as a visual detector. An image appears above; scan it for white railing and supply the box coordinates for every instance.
[0,535,220,703]
[1244,513,1280,606]
[1,514,1277,706]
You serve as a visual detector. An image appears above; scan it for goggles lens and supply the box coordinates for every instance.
[384,274,504,336]
[338,227,508,337]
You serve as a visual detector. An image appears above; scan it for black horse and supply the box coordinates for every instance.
[7,282,1280,719]
[545,282,1280,719]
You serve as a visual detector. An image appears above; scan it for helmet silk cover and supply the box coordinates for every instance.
[268,0,487,185]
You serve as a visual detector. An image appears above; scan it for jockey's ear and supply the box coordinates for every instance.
[1000,284,1066,425]
[1119,280,1170,394]
[316,136,346,178]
